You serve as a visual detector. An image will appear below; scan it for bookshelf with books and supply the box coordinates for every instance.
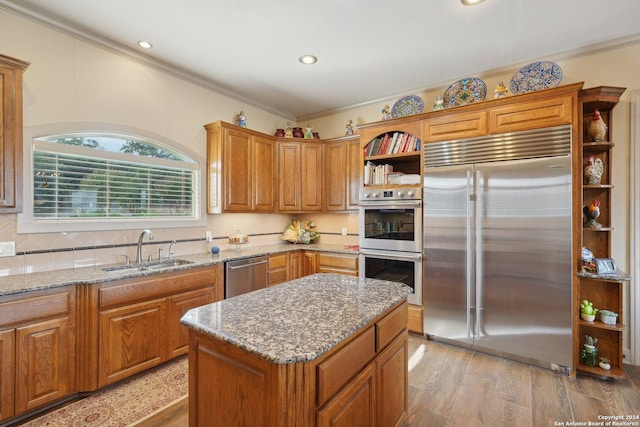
[359,122,423,188]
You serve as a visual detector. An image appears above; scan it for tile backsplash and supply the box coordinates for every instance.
[0,212,358,276]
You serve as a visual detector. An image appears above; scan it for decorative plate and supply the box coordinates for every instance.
[510,61,563,94]
[442,78,487,108]
[391,95,424,118]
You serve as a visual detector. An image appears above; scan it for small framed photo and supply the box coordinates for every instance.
[594,258,618,275]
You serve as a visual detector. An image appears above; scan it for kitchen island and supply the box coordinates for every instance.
[180,273,412,427]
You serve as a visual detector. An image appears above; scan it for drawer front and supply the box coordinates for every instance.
[268,269,287,285]
[376,302,408,352]
[318,253,358,270]
[489,96,572,134]
[269,254,287,269]
[423,111,487,142]
[0,291,71,327]
[99,267,215,309]
[317,326,375,406]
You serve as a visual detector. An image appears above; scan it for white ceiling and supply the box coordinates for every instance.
[2,0,640,120]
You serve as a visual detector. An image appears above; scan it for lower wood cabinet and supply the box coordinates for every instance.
[268,253,288,286]
[87,265,222,390]
[0,286,76,422]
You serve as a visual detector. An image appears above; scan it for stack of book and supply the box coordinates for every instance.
[364,132,421,157]
[363,162,393,186]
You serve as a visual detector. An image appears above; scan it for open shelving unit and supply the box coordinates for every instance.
[575,86,630,379]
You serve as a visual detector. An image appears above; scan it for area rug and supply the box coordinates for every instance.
[21,356,188,427]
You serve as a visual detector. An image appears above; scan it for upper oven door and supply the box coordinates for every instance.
[359,200,422,252]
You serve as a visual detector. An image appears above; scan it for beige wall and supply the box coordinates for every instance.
[0,8,637,282]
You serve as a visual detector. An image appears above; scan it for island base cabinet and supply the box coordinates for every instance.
[186,300,408,427]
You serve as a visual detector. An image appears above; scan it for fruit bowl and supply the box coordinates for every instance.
[580,312,596,322]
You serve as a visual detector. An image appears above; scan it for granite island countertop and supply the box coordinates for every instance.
[180,273,412,364]
[0,243,358,297]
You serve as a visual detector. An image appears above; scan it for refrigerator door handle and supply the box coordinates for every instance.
[466,170,474,340]
[475,169,484,339]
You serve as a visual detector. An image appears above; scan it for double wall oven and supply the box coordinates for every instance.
[359,186,422,305]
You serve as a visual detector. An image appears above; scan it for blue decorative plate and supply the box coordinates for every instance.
[510,61,563,94]
[391,95,424,118]
[442,78,487,108]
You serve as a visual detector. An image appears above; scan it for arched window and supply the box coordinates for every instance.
[19,126,203,233]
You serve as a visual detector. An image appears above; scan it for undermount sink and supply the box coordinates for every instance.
[102,258,194,273]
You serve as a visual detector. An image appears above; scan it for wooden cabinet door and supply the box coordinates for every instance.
[288,251,302,280]
[317,363,376,427]
[15,317,72,414]
[278,141,301,211]
[167,289,214,359]
[253,135,276,212]
[347,138,360,210]
[301,142,323,211]
[302,251,317,277]
[0,329,14,421]
[376,333,408,427]
[0,55,28,213]
[223,128,252,212]
[325,141,347,211]
[99,299,166,387]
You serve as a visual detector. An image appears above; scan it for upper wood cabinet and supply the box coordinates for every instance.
[277,138,323,212]
[205,121,276,213]
[324,135,360,212]
[0,54,29,213]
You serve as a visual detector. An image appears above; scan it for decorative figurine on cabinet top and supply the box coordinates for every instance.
[587,109,607,142]
[345,119,355,135]
[583,199,602,229]
[285,121,293,138]
[433,95,444,111]
[304,124,314,139]
[381,105,392,120]
[584,154,604,185]
[236,111,247,128]
[494,81,509,99]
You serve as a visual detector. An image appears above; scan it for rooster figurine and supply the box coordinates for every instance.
[584,154,604,185]
[583,199,602,229]
[587,109,607,142]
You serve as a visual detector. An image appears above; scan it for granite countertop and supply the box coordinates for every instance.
[0,243,358,297]
[180,273,412,364]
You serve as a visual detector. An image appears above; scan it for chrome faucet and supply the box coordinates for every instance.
[136,229,154,265]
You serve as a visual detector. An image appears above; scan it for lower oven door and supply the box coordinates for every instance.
[359,249,422,305]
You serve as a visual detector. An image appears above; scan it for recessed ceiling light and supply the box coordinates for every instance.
[461,0,484,4]
[299,55,318,65]
[137,40,153,49]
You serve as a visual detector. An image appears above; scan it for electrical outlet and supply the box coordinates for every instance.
[0,241,16,257]
[341,228,347,236]
[205,231,213,242]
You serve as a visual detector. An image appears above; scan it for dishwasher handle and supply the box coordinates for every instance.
[226,259,268,270]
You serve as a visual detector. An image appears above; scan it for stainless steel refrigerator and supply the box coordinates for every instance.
[422,125,573,371]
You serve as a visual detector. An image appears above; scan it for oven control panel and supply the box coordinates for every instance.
[359,186,422,201]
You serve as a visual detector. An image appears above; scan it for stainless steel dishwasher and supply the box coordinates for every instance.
[224,256,268,298]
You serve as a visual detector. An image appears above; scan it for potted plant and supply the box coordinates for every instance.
[580,335,599,367]
[599,357,611,370]
[580,299,597,322]
[599,309,618,325]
